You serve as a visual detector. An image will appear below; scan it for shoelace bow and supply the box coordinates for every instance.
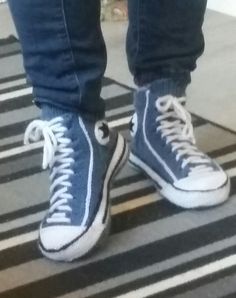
[24,117,74,223]
[153,93,214,175]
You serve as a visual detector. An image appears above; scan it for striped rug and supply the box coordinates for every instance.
[1,37,236,298]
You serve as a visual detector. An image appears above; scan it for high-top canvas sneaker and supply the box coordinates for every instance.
[129,84,230,209]
[24,111,128,261]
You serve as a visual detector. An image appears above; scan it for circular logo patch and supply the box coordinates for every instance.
[130,113,138,137]
[95,120,110,145]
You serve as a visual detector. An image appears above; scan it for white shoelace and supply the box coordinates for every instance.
[24,117,74,224]
[154,94,214,176]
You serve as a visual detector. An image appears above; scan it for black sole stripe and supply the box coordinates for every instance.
[105,139,130,221]
[2,213,236,298]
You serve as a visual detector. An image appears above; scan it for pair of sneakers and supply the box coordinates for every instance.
[24,84,230,262]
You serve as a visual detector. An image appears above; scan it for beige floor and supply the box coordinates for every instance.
[1,3,236,132]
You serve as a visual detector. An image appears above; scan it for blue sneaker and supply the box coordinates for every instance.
[129,82,230,209]
[24,109,128,261]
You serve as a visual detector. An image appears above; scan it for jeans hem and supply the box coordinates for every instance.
[35,97,105,121]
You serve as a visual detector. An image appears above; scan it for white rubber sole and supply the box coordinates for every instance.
[129,152,230,209]
[39,134,129,262]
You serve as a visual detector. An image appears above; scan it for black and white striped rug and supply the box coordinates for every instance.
[1,37,236,298]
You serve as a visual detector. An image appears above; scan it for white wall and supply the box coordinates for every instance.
[207,0,236,17]
[1,0,236,17]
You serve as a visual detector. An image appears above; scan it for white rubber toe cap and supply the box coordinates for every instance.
[39,226,86,251]
[174,171,228,192]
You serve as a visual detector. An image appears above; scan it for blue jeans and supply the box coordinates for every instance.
[8,0,207,119]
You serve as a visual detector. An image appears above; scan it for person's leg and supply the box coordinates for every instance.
[127,0,206,91]
[127,0,230,208]
[8,0,128,261]
[8,0,106,119]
